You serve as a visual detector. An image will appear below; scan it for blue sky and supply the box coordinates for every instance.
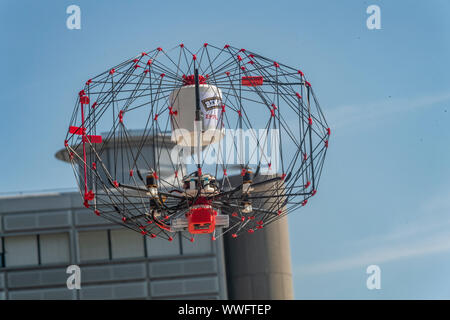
[1,0,450,299]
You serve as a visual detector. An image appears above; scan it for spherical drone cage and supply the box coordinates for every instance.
[64,43,330,242]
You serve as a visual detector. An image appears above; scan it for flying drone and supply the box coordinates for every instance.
[64,43,330,242]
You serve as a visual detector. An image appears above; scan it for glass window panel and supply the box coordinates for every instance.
[4,235,38,267]
[0,237,3,268]
[78,230,109,262]
[110,229,144,259]
[40,233,70,264]
[146,234,180,257]
[181,232,213,255]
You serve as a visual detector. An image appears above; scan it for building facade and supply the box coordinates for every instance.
[0,191,228,299]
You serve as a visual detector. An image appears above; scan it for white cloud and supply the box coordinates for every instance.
[295,231,450,276]
[295,187,450,275]
[327,92,450,129]
[292,93,450,276]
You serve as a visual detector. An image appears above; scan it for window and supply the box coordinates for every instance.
[40,233,70,264]
[146,234,180,257]
[2,233,71,267]
[110,229,144,259]
[4,235,38,267]
[181,232,213,255]
[0,237,4,268]
[78,230,109,262]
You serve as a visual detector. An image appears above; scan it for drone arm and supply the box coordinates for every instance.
[210,176,284,200]
[118,183,187,200]
[118,183,148,193]
[215,201,279,216]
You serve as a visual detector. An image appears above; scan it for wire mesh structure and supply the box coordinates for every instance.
[64,43,330,242]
